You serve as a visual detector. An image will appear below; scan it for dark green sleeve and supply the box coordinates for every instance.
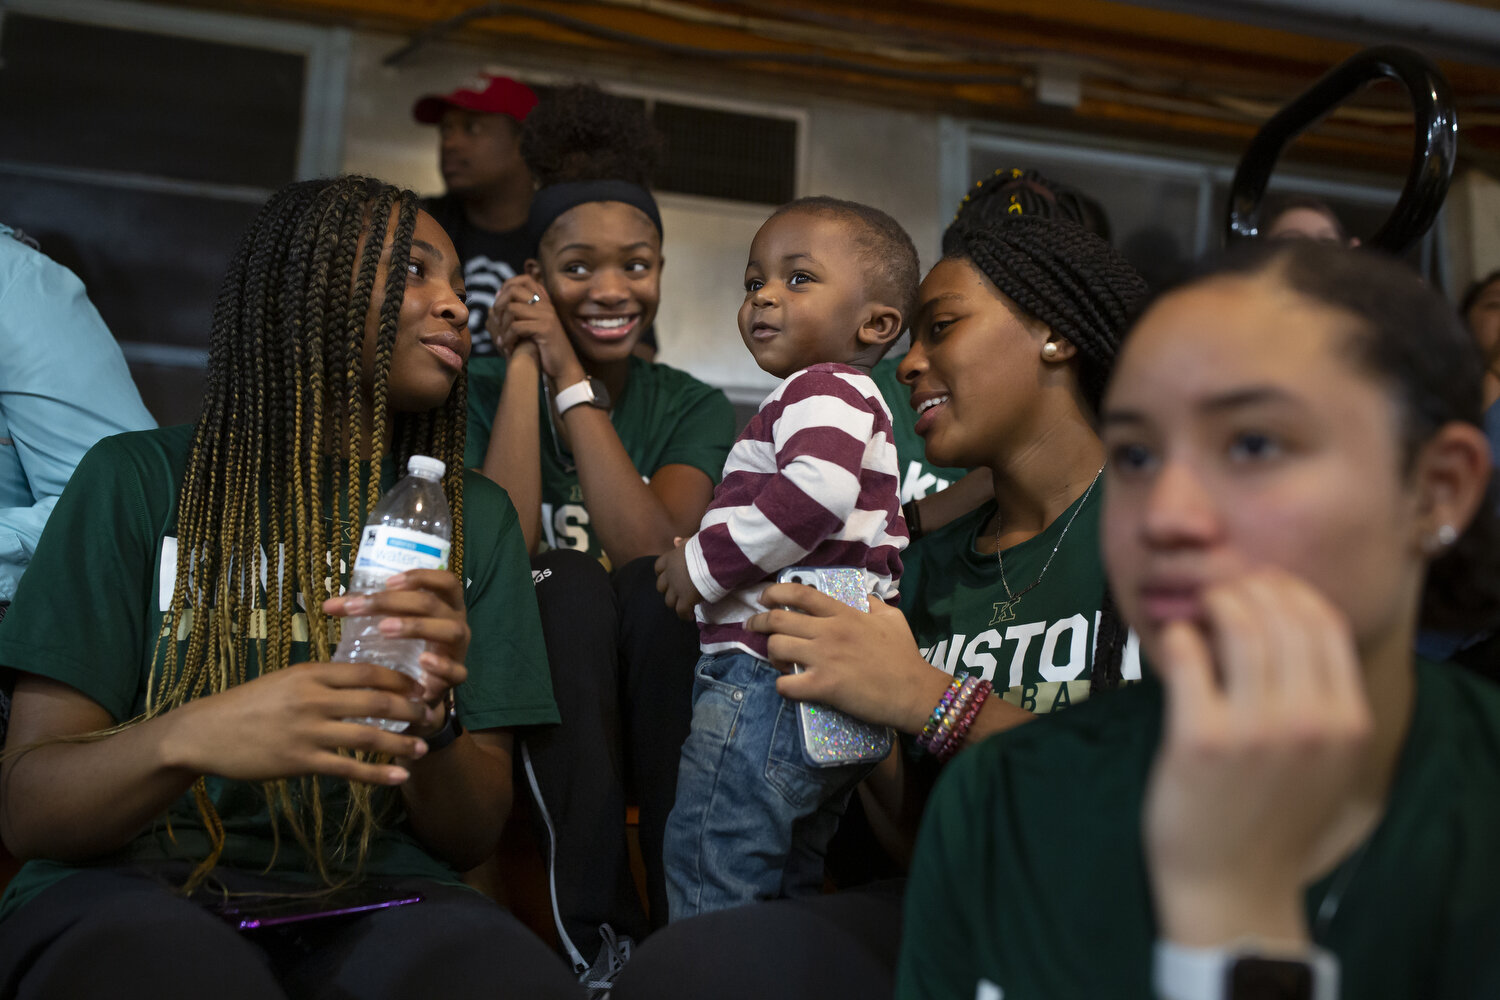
[1439,899,1500,999]
[896,745,999,1000]
[652,378,735,485]
[1434,741,1500,1000]
[463,357,508,470]
[0,435,159,721]
[455,471,558,731]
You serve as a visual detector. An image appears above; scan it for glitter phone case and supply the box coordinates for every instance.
[778,566,895,768]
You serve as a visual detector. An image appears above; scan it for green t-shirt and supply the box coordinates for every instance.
[898,660,1500,999]
[870,354,967,505]
[465,354,735,564]
[0,424,559,922]
[899,483,1138,716]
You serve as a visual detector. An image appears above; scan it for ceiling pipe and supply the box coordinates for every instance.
[1126,0,1500,67]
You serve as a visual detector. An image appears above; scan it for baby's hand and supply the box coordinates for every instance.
[655,538,703,621]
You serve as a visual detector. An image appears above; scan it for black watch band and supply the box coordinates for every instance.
[1228,956,1316,999]
[1155,941,1338,1000]
[424,704,464,752]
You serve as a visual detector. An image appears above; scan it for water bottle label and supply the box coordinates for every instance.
[354,525,451,579]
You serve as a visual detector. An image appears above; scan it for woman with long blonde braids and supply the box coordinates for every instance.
[0,176,578,998]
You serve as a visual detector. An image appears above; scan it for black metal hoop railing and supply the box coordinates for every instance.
[1226,45,1458,254]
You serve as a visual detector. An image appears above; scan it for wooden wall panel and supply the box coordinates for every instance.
[165,0,1500,168]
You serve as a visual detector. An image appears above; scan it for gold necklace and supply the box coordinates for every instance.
[991,466,1104,623]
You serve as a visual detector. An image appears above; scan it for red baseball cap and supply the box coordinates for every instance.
[413,74,539,125]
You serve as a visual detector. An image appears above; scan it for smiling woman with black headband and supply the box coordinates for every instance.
[462,84,734,987]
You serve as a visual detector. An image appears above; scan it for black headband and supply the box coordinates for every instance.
[526,180,664,249]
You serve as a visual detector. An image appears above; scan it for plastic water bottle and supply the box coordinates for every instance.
[336,455,452,732]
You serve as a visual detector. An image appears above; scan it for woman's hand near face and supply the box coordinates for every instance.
[1144,567,1376,949]
[480,279,549,555]
[490,275,585,387]
[491,273,708,561]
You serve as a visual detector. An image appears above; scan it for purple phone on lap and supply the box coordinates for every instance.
[211,885,424,931]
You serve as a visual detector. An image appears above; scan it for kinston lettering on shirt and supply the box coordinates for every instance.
[919,609,1142,715]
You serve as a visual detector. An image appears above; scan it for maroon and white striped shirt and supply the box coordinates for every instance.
[685,363,907,658]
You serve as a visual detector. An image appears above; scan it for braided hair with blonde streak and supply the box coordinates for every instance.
[943,167,1113,254]
[134,176,470,890]
[953,215,1150,690]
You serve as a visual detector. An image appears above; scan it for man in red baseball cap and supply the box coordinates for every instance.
[414,73,540,356]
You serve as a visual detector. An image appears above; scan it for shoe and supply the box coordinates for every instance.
[579,923,634,999]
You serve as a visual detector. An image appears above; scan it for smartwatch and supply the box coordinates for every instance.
[554,376,611,415]
[1154,940,1339,1000]
[423,702,465,753]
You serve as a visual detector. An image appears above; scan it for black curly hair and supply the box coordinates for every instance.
[943,168,1112,254]
[769,196,921,331]
[520,83,663,187]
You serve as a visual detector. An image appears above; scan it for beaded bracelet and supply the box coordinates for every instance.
[917,675,966,755]
[937,676,973,737]
[931,676,981,758]
[936,679,993,762]
[920,677,966,751]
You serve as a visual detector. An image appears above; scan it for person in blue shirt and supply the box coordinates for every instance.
[0,224,155,607]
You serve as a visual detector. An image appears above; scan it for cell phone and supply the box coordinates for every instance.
[209,884,424,931]
[777,566,895,768]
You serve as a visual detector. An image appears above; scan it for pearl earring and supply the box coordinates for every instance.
[1424,524,1458,555]
[1042,342,1060,360]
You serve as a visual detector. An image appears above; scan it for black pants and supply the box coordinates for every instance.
[520,550,700,963]
[0,865,581,999]
[610,880,906,1000]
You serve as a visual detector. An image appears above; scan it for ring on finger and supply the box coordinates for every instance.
[529,292,541,305]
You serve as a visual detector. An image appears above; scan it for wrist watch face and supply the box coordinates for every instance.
[555,376,610,413]
[1228,957,1314,1000]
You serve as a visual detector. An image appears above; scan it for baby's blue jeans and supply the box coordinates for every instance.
[663,651,874,921]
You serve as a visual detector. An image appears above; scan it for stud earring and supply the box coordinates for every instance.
[1424,523,1458,555]
[1042,342,1060,360]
